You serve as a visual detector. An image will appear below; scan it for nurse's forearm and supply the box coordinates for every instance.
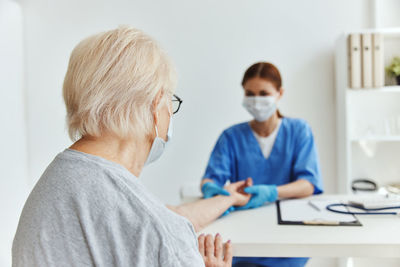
[167,196,235,232]
[277,179,314,199]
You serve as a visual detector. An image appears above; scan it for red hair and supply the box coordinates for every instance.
[242,62,282,89]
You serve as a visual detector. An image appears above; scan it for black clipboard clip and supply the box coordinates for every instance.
[276,200,362,226]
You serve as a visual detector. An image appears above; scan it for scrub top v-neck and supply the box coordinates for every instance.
[250,119,282,159]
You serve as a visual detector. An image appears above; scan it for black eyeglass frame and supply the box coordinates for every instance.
[172,94,183,114]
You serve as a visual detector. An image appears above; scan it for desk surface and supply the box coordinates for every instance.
[199,195,400,258]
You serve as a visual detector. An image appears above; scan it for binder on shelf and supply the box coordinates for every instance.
[361,33,373,88]
[348,34,361,89]
[372,33,385,88]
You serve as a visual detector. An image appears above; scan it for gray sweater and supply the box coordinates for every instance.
[13,149,204,267]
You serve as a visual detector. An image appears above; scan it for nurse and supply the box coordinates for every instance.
[201,62,323,267]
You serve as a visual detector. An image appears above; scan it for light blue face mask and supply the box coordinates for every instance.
[145,115,173,166]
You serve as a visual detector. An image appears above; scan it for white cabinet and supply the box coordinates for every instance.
[335,28,400,194]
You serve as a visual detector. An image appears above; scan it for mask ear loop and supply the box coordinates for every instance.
[154,97,172,139]
[167,99,173,117]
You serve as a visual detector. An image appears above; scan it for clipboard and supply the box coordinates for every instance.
[276,199,362,226]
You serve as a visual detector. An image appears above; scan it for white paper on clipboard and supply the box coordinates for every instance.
[279,199,357,223]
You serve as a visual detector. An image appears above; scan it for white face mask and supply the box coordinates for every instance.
[242,96,277,122]
[145,112,173,166]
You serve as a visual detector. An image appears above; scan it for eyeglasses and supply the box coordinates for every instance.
[172,94,183,114]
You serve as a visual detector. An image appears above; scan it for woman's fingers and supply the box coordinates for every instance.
[229,180,246,191]
[223,240,233,265]
[214,233,223,259]
[205,234,214,257]
[200,233,232,267]
[231,181,247,195]
[198,234,205,257]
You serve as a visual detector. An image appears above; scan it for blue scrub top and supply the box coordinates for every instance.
[202,117,323,267]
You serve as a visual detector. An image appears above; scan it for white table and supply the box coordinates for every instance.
[199,195,400,258]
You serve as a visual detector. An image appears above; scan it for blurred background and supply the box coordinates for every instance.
[1,0,400,266]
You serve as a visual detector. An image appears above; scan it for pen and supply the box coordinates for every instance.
[308,200,321,212]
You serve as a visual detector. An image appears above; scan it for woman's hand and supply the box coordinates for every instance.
[198,233,232,267]
[224,178,253,207]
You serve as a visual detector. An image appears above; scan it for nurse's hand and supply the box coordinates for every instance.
[235,184,278,210]
[198,233,232,267]
[201,182,230,199]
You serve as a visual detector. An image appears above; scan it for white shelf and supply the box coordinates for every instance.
[345,27,400,36]
[351,135,400,142]
[347,85,400,93]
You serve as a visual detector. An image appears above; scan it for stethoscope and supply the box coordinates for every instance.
[326,203,400,215]
[351,179,378,192]
[326,179,400,215]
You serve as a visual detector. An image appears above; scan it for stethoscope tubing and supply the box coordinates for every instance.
[326,203,400,215]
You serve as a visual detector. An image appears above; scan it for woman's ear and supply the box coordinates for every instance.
[151,90,164,125]
[278,87,285,100]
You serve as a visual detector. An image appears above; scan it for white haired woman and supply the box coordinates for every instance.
[12,26,250,267]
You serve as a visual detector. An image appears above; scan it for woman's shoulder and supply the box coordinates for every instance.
[210,122,251,147]
[222,121,250,136]
[38,149,132,195]
[283,117,311,131]
[282,117,314,140]
[30,149,151,215]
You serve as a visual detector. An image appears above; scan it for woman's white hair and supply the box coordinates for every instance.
[63,26,177,141]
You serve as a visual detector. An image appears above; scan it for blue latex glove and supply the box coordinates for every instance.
[236,185,278,210]
[201,182,232,216]
[201,182,230,199]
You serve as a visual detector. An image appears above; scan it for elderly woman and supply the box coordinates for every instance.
[12,26,250,267]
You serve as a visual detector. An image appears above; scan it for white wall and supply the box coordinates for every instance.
[373,0,400,28]
[23,0,371,201]
[0,0,28,266]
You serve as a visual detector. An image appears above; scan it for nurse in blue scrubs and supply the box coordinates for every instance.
[200,62,323,267]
